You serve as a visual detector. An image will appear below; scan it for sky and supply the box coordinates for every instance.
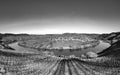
[0,0,120,34]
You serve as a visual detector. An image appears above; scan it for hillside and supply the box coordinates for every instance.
[96,32,120,58]
[98,40,120,57]
[0,32,120,75]
[99,32,120,44]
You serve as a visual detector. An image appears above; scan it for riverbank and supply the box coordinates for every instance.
[3,40,110,57]
[0,42,40,53]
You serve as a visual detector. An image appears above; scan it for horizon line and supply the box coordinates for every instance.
[0,31,119,35]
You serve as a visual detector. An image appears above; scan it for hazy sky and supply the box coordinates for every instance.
[0,0,120,34]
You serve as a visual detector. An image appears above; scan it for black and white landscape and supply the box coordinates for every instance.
[0,0,120,75]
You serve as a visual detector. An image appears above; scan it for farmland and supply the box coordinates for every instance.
[18,34,99,50]
[0,33,120,75]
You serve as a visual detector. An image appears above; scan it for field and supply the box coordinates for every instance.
[18,34,99,50]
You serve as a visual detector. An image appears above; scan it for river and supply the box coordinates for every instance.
[1,40,110,56]
[5,42,39,53]
[53,40,110,56]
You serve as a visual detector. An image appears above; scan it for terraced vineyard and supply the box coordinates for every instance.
[0,33,120,75]
[0,49,120,75]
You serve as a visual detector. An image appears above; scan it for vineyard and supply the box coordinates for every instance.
[0,33,120,75]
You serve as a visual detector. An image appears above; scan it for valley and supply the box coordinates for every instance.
[0,32,120,75]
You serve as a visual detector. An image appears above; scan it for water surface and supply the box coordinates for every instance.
[52,40,110,56]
